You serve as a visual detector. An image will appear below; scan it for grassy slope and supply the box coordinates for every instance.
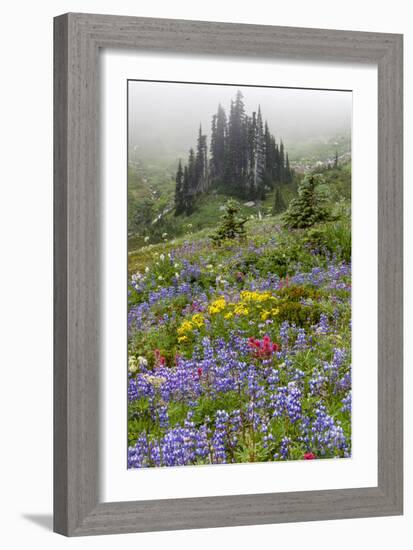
[287,133,351,163]
[128,215,283,275]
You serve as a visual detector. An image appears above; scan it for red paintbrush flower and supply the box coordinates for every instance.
[248,335,280,358]
[304,452,316,460]
[154,349,166,367]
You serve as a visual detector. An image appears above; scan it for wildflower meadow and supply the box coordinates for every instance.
[127,83,351,469]
[127,207,351,468]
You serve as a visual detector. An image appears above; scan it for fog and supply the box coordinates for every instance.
[128,80,351,159]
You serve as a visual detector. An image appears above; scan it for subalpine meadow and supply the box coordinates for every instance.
[127,87,352,468]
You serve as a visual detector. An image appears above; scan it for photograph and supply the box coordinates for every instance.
[127,80,352,469]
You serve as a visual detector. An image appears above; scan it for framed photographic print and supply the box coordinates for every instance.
[54,13,403,536]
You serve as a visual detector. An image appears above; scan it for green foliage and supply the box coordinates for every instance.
[314,163,351,202]
[276,285,322,301]
[282,173,332,229]
[304,219,351,263]
[211,199,248,244]
[255,246,300,278]
[276,297,324,327]
[193,392,243,425]
[128,196,154,235]
[258,285,324,327]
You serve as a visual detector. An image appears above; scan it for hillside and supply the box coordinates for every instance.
[128,159,351,251]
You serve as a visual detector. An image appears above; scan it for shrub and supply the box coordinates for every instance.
[276,300,323,326]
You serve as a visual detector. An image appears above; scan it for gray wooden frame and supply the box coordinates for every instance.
[54,13,403,536]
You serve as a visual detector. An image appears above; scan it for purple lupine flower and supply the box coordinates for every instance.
[294,328,307,350]
[341,391,352,413]
[315,313,329,334]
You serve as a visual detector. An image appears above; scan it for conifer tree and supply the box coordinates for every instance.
[273,186,286,214]
[226,91,248,197]
[254,106,266,198]
[263,122,271,174]
[282,174,331,229]
[181,166,191,215]
[210,113,218,176]
[174,159,185,216]
[210,104,227,181]
[245,112,256,197]
[211,199,247,244]
[184,149,196,215]
[285,153,293,183]
[279,139,285,183]
[264,122,276,186]
[334,150,339,168]
[195,125,209,192]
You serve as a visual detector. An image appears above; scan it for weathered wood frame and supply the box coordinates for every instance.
[54,13,403,536]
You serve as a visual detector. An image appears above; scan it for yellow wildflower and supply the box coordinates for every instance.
[224,312,234,320]
[234,304,249,316]
[178,335,188,343]
[208,297,227,315]
[240,290,274,303]
[191,313,205,329]
[177,320,194,335]
[261,310,271,321]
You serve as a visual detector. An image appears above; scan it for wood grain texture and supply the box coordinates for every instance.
[53,13,403,536]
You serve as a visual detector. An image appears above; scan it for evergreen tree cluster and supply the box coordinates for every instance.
[175,90,294,216]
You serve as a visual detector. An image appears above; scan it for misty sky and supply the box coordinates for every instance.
[128,80,352,158]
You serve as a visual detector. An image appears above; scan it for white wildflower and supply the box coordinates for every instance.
[143,374,166,388]
[128,356,138,374]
